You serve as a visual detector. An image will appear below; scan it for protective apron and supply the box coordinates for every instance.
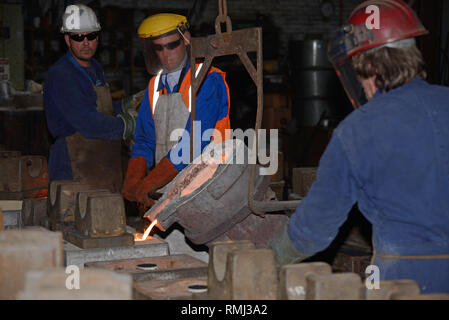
[65,82,123,193]
[152,72,191,166]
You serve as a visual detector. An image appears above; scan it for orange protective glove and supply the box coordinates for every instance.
[134,157,179,209]
[122,156,147,202]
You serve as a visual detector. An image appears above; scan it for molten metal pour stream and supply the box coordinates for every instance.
[135,219,158,241]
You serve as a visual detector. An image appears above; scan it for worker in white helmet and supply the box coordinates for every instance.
[44,4,138,192]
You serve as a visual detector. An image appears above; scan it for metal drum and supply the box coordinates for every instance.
[290,39,343,126]
[293,69,341,98]
[292,99,336,128]
[290,39,332,69]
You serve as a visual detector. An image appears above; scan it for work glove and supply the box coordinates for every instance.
[118,90,145,140]
[122,156,147,202]
[117,109,138,139]
[134,157,179,210]
[270,221,311,268]
[121,90,146,113]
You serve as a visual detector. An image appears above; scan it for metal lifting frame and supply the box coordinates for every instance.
[189,0,301,216]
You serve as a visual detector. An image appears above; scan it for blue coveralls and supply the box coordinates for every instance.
[44,51,124,181]
[131,63,230,172]
[288,78,449,294]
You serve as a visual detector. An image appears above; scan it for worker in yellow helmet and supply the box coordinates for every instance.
[122,13,231,211]
[138,13,190,75]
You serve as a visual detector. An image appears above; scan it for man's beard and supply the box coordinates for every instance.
[70,45,95,62]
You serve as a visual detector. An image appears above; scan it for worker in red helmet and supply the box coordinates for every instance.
[271,0,449,294]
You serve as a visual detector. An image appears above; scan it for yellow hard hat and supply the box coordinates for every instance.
[138,13,188,39]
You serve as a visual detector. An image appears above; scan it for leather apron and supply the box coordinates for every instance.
[153,92,190,165]
[152,68,193,165]
[65,83,123,193]
[152,64,204,165]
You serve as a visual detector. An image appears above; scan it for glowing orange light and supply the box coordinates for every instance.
[35,189,48,198]
[134,219,158,241]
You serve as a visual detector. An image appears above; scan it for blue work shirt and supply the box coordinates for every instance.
[288,78,449,294]
[131,64,230,171]
[44,51,124,181]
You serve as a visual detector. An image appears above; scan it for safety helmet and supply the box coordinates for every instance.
[138,13,190,75]
[346,0,428,57]
[328,0,428,108]
[138,13,189,39]
[60,4,101,33]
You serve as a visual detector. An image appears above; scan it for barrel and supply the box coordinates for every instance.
[289,39,345,126]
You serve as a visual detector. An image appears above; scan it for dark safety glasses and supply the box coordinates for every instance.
[153,38,182,51]
[69,32,99,42]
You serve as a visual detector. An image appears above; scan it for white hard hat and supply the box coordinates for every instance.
[60,4,101,33]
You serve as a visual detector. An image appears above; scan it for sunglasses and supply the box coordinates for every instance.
[69,32,99,42]
[153,38,182,51]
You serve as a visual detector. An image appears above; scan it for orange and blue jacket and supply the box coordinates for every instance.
[131,62,231,171]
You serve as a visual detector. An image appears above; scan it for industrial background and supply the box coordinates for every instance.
[0,0,449,301]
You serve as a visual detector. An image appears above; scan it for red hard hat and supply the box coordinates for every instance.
[347,0,428,57]
[327,0,429,109]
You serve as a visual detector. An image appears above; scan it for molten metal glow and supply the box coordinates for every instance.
[134,219,158,241]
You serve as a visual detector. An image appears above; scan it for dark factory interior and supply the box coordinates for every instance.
[1,0,449,304]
